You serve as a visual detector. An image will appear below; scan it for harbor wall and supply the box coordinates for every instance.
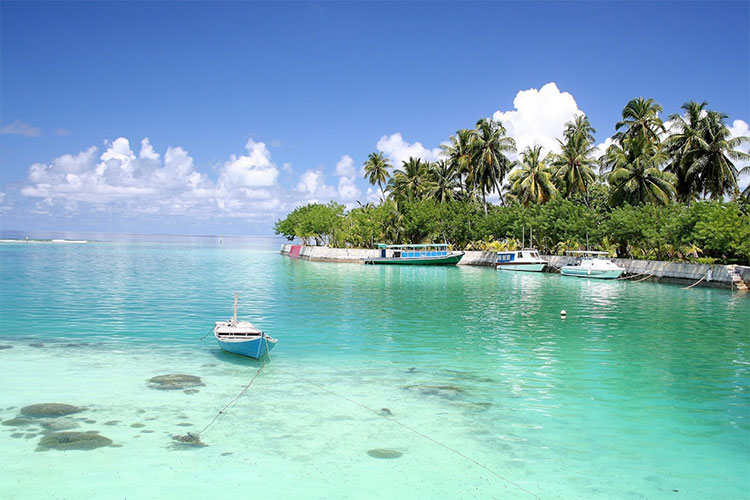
[280,244,744,289]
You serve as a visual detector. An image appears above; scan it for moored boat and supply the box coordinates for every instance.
[560,251,625,280]
[214,293,277,359]
[364,243,464,265]
[496,249,547,272]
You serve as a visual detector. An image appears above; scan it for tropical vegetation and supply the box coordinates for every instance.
[275,97,750,264]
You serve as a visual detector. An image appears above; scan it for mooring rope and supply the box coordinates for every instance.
[631,273,654,283]
[199,326,214,341]
[682,275,706,289]
[617,272,644,280]
[196,358,267,436]
[278,369,542,500]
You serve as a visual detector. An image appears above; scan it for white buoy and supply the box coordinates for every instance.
[560,309,567,318]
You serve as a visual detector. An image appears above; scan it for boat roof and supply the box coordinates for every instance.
[376,243,449,249]
[566,250,610,255]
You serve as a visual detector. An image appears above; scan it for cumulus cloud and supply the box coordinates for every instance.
[337,175,360,200]
[217,139,278,188]
[376,132,441,167]
[294,169,338,204]
[335,155,355,177]
[333,155,361,201]
[19,136,286,221]
[297,169,323,194]
[1,120,42,137]
[729,119,749,153]
[493,82,583,155]
[139,138,160,162]
[730,119,750,191]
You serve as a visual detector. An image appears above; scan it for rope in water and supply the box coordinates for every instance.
[617,272,646,280]
[682,275,706,289]
[278,369,542,500]
[194,331,537,497]
[199,326,214,341]
[196,358,267,436]
[631,273,654,283]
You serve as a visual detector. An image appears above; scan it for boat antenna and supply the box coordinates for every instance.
[530,227,533,249]
[586,234,589,252]
[522,226,525,249]
[232,292,238,326]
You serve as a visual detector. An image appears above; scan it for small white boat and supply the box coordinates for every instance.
[214,293,277,359]
[560,251,625,280]
[495,249,547,272]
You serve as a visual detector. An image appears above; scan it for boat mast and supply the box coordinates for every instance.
[530,227,533,249]
[522,226,525,249]
[232,292,238,326]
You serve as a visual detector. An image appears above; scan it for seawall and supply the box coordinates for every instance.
[280,244,747,290]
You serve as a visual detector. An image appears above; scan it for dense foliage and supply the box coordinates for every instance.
[275,98,750,264]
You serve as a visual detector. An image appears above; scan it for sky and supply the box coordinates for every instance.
[1,0,748,236]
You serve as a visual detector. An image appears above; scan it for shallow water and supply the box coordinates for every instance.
[1,235,748,499]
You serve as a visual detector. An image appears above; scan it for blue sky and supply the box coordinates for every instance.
[1,1,748,235]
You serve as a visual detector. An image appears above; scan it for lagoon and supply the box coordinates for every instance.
[0,235,748,499]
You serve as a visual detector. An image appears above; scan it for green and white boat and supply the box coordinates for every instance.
[364,243,464,266]
[560,251,625,279]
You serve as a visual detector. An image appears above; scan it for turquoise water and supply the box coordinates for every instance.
[1,236,748,499]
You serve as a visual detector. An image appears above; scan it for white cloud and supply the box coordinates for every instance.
[593,136,616,161]
[294,169,339,206]
[217,139,278,188]
[729,119,749,155]
[365,187,380,203]
[1,120,42,137]
[376,132,441,167]
[493,82,583,155]
[730,119,750,191]
[297,169,323,194]
[19,136,286,221]
[337,176,360,200]
[139,138,160,161]
[335,155,356,177]
[333,155,361,201]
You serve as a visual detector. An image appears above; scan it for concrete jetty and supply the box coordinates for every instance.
[280,244,749,290]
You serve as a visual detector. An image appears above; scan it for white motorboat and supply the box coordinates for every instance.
[495,249,547,272]
[560,251,625,280]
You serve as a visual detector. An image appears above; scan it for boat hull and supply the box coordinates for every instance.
[560,267,623,279]
[495,262,546,272]
[364,253,464,266]
[216,334,277,359]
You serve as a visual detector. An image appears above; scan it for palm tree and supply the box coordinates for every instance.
[428,159,460,203]
[564,114,596,143]
[550,116,598,205]
[387,157,432,203]
[471,118,516,213]
[691,110,749,199]
[441,128,476,199]
[362,151,392,203]
[603,135,676,206]
[740,165,750,200]
[664,101,709,203]
[614,97,666,145]
[506,145,557,206]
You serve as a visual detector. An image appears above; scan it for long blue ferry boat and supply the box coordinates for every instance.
[364,243,464,265]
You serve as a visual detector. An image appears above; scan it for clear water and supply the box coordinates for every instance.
[0,235,748,499]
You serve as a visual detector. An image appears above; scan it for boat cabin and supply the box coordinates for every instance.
[377,243,450,259]
[497,249,542,263]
